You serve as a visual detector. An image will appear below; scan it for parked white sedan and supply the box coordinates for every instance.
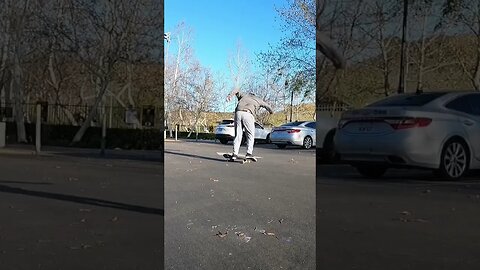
[335,91,480,179]
[270,121,316,149]
[214,119,272,144]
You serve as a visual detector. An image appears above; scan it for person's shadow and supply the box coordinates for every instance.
[0,183,163,216]
[164,150,225,162]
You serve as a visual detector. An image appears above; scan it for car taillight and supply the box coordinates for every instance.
[385,117,432,130]
[287,129,301,133]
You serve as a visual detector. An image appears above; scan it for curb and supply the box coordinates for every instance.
[165,139,183,143]
[0,149,52,157]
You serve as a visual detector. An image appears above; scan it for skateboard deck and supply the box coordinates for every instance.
[216,152,262,163]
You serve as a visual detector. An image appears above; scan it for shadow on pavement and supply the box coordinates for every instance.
[52,151,164,163]
[317,164,480,191]
[179,139,312,151]
[0,184,164,216]
[0,180,53,185]
[164,150,225,162]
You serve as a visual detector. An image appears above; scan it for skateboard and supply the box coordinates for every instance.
[216,152,262,164]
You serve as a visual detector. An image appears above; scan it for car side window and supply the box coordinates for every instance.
[446,95,473,114]
[306,122,316,129]
[468,94,480,116]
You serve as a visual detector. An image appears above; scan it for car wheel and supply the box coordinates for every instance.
[355,165,387,179]
[219,139,228,145]
[266,134,271,144]
[302,136,313,149]
[276,144,287,149]
[322,129,338,163]
[437,139,469,180]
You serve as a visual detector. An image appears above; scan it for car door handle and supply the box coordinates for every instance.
[463,120,475,126]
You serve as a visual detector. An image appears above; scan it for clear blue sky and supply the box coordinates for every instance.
[165,0,288,74]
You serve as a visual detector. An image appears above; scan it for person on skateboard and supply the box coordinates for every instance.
[226,88,273,161]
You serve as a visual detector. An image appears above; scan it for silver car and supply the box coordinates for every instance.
[214,119,272,144]
[335,91,480,179]
[270,121,316,149]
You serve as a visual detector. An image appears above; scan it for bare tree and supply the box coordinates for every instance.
[164,22,195,132]
[227,41,251,90]
[358,0,401,96]
[316,0,346,69]
[42,0,162,143]
[408,0,456,93]
[442,0,480,90]
[0,0,39,142]
[185,65,217,138]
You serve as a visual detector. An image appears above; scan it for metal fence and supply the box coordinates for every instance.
[0,103,352,129]
[0,103,164,129]
[316,104,351,119]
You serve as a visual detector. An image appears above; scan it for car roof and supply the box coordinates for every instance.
[281,121,314,126]
[367,91,478,108]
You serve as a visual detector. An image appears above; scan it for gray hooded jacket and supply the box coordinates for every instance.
[233,91,273,116]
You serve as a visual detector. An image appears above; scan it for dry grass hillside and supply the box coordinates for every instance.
[206,103,316,128]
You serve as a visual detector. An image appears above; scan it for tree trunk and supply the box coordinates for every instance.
[12,50,26,143]
[61,106,78,126]
[416,11,428,93]
[474,41,480,91]
[72,79,109,143]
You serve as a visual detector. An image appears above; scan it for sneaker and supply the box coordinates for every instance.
[229,154,239,161]
[245,153,257,161]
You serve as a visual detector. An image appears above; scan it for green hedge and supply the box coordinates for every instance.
[5,122,164,150]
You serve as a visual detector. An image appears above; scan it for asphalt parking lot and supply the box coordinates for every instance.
[164,140,316,269]
[317,164,480,270]
[0,148,163,270]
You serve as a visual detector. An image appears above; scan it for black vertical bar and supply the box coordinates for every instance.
[398,0,408,94]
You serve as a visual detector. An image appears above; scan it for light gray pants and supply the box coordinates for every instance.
[233,110,255,155]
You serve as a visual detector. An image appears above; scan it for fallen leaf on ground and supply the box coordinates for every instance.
[393,217,428,223]
[111,217,118,222]
[413,218,428,223]
[399,211,411,216]
[215,231,228,238]
[254,228,266,234]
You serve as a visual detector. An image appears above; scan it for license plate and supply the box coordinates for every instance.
[357,125,373,132]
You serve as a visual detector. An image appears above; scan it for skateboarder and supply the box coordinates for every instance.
[226,88,273,161]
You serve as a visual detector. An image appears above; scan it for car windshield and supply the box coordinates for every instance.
[281,121,306,127]
[220,120,233,124]
[367,93,447,107]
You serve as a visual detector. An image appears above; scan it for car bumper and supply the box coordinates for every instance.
[215,134,234,140]
[334,130,441,169]
[270,133,304,146]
